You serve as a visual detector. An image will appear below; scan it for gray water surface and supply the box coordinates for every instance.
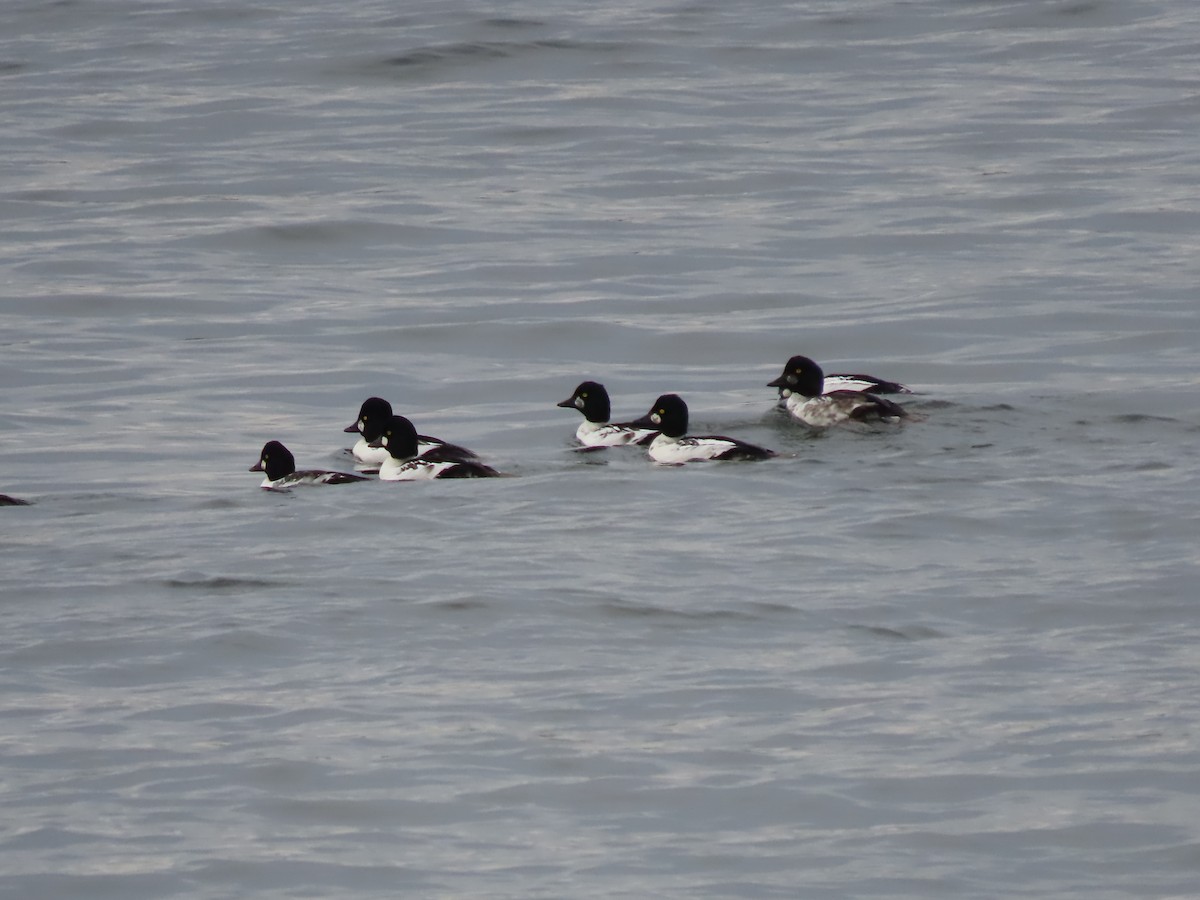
[2,1,1199,897]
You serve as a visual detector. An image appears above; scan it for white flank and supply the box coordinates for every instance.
[823,375,873,393]
[647,434,734,464]
[785,393,879,427]
[352,437,390,465]
[380,457,457,481]
[577,421,655,447]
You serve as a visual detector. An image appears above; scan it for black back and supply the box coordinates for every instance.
[846,392,908,421]
[713,440,775,461]
[436,460,501,478]
[420,437,481,462]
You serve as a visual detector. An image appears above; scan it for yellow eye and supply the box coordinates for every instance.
[580,392,587,399]
[657,408,665,415]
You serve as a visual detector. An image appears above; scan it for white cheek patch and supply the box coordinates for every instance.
[575,397,584,409]
[650,413,661,425]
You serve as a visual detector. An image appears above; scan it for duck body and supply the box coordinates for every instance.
[782,391,908,428]
[573,419,658,448]
[557,381,658,447]
[631,394,774,464]
[373,416,500,481]
[251,441,369,489]
[768,356,908,427]
[379,456,501,481]
[645,433,774,464]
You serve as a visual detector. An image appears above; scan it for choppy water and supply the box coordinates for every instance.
[3,0,1200,897]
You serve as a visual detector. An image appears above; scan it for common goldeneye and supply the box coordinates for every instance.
[630,394,775,464]
[251,440,370,489]
[344,397,478,466]
[767,355,909,427]
[771,358,910,403]
[556,381,658,447]
[371,415,500,480]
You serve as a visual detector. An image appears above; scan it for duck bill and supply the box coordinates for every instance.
[555,397,576,408]
[367,437,385,449]
[766,375,788,388]
[343,422,360,433]
[249,461,264,472]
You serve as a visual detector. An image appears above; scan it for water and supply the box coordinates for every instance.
[3,0,1199,896]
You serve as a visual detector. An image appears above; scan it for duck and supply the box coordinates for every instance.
[770,358,910,404]
[343,397,478,466]
[251,441,370,489]
[0,494,30,506]
[556,381,659,447]
[630,394,775,464]
[767,355,908,427]
[371,415,500,480]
